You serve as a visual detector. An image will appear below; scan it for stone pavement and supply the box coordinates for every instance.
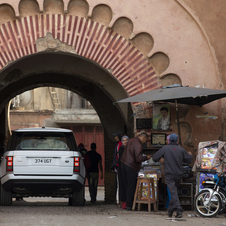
[0,187,225,226]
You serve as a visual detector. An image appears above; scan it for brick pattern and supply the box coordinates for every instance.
[0,14,158,96]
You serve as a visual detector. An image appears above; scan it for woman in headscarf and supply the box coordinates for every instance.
[118,135,129,209]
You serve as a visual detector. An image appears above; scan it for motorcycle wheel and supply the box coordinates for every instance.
[194,190,222,217]
[218,188,226,215]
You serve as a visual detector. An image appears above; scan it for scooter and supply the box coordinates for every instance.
[194,173,226,217]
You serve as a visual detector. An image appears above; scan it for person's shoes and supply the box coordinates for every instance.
[91,199,96,203]
[168,211,173,218]
[16,198,25,202]
[175,212,183,218]
[126,207,132,211]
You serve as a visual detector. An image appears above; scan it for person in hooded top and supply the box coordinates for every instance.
[152,133,193,218]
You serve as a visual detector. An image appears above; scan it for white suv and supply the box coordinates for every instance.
[0,127,85,206]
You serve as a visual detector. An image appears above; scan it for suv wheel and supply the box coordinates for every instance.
[0,184,12,206]
[69,186,85,206]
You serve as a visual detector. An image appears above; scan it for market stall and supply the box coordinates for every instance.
[192,140,226,216]
[116,84,226,211]
[192,140,226,193]
[137,152,194,210]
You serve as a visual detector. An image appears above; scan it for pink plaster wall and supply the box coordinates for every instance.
[0,0,221,88]
[1,0,226,147]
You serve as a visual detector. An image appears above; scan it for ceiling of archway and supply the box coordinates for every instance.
[0,51,128,105]
[0,51,131,135]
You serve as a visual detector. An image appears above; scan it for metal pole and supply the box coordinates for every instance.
[175,100,181,144]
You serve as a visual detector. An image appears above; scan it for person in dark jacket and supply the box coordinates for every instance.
[86,143,103,203]
[118,135,129,209]
[111,131,123,204]
[152,133,193,218]
[120,131,151,211]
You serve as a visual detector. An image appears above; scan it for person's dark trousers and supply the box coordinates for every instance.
[165,174,183,213]
[121,162,138,209]
[114,171,118,203]
[118,163,126,202]
[87,172,99,202]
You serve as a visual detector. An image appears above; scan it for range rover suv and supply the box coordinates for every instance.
[0,127,85,206]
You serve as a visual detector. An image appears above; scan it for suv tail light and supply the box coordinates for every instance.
[6,156,13,172]
[74,157,80,172]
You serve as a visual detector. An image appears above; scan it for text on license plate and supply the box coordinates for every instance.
[34,158,52,164]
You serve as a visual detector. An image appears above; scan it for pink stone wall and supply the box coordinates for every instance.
[0,0,226,149]
[0,0,221,89]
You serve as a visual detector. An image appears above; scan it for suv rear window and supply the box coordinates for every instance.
[7,132,77,151]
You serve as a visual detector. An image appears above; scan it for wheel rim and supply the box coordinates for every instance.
[196,191,221,216]
[218,190,226,213]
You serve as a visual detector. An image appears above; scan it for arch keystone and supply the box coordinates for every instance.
[36,33,77,54]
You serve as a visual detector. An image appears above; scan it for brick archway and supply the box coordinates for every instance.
[0,50,133,203]
[0,14,158,96]
[0,14,159,203]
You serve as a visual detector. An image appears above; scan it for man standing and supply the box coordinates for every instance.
[152,133,193,218]
[86,143,103,203]
[157,107,170,130]
[120,131,151,211]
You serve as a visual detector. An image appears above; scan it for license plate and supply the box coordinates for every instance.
[33,158,54,164]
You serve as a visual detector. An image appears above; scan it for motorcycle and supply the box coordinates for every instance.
[194,173,226,217]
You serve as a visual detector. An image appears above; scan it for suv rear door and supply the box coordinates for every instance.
[8,131,79,176]
[13,150,75,175]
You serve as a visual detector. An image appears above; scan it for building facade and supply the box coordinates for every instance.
[0,0,225,201]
